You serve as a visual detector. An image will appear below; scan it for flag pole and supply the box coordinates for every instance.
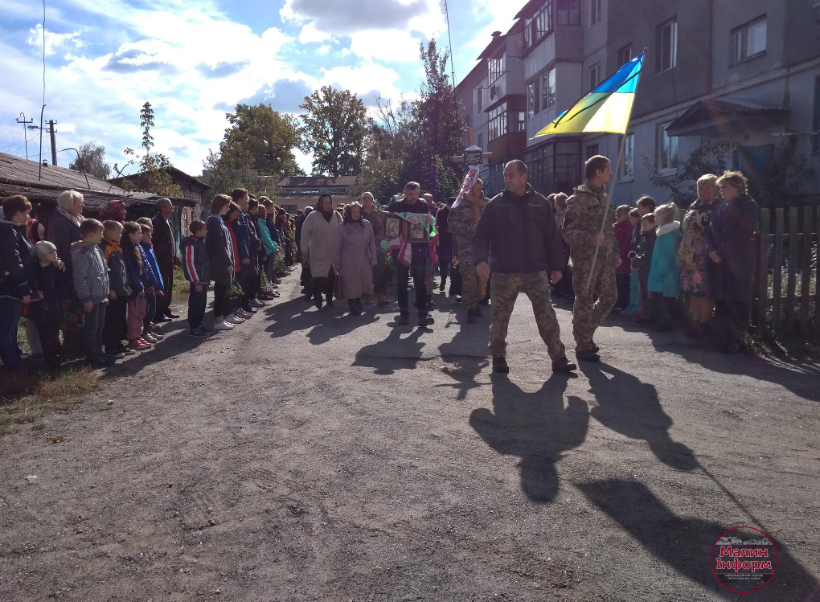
[585,49,647,292]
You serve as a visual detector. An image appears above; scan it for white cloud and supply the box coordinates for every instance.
[298,22,331,44]
[26,24,86,56]
[316,45,331,55]
[320,63,402,101]
[348,30,421,63]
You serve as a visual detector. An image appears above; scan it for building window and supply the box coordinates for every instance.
[528,77,541,118]
[813,77,820,153]
[488,103,508,141]
[542,68,556,110]
[488,50,506,85]
[590,0,602,26]
[524,0,553,50]
[588,63,601,91]
[476,87,484,112]
[618,44,632,67]
[657,18,677,73]
[478,133,484,150]
[622,133,634,179]
[555,141,581,191]
[586,144,599,160]
[513,111,526,132]
[488,162,505,195]
[556,0,581,26]
[658,122,678,172]
[732,16,767,64]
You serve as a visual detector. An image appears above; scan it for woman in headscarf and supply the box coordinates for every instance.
[335,202,377,316]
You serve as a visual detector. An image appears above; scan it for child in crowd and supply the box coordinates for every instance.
[121,222,152,350]
[137,221,165,343]
[32,241,71,369]
[629,213,657,326]
[71,219,113,367]
[621,208,642,317]
[647,203,682,332]
[181,220,211,338]
[100,221,134,358]
[613,205,633,311]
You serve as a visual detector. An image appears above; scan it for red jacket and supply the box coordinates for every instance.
[613,220,633,275]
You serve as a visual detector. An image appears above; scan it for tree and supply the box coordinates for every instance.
[69,141,111,180]
[222,103,303,177]
[112,101,182,198]
[358,96,413,202]
[300,86,367,177]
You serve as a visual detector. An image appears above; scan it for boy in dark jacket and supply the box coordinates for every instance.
[629,213,658,326]
[181,220,211,338]
[137,222,165,344]
[100,221,133,358]
[32,241,72,368]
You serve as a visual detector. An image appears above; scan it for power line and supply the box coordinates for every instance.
[39,0,47,179]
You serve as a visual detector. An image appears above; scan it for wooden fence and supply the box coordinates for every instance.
[751,207,819,338]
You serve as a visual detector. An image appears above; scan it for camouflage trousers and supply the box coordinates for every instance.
[460,256,479,310]
[572,259,618,352]
[489,272,566,360]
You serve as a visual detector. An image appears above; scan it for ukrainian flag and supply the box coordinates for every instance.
[533,53,644,138]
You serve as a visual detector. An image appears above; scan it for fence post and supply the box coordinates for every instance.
[756,208,770,338]
[772,209,784,335]
[799,206,813,336]
[785,207,798,333]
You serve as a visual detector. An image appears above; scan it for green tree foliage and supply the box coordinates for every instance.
[300,86,367,177]
[112,101,182,198]
[203,103,304,195]
[358,97,413,203]
[69,141,110,180]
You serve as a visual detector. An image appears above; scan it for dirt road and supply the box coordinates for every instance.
[1,275,819,601]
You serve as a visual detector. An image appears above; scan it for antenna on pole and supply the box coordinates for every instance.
[442,0,457,85]
[16,113,33,160]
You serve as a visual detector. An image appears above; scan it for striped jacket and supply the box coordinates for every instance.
[180,235,209,284]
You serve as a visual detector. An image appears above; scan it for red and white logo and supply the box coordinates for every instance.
[711,526,777,593]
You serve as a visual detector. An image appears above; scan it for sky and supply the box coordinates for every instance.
[0,0,528,178]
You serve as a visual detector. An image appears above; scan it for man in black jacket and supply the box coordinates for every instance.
[151,198,177,320]
[474,160,576,374]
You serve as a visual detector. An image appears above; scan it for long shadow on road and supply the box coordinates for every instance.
[469,374,588,503]
[436,311,490,400]
[577,479,820,602]
[352,326,427,375]
[265,296,383,344]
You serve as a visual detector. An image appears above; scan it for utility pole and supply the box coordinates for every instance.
[15,113,33,160]
[47,120,57,165]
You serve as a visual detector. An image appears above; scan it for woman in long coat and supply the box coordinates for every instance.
[205,194,235,331]
[335,202,377,316]
[300,194,342,310]
[708,171,759,354]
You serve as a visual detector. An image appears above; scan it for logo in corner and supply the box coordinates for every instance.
[711,526,777,593]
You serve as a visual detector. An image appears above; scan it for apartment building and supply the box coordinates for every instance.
[456,0,820,204]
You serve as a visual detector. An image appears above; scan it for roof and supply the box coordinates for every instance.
[276,176,358,187]
[478,33,507,60]
[666,99,788,137]
[515,0,546,19]
[110,165,210,190]
[455,60,488,94]
[0,152,197,212]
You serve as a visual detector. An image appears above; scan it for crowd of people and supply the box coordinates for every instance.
[0,160,759,376]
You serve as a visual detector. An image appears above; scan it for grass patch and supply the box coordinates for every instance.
[173,264,190,302]
[0,368,100,437]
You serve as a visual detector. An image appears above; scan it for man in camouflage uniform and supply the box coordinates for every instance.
[448,178,488,323]
[474,160,577,374]
[561,155,621,362]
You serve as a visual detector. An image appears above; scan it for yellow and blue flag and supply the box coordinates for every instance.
[533,53,644,138]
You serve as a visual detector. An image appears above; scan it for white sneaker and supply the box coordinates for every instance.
[227,314,245,324]
[214,321,234,331]
[240,310,254,319]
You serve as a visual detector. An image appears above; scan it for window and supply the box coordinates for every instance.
[524,142,580,193]
[813,77,820,152]
[542,68,556,109]
[658,122,678,172]
[528,77,541,118]
[590,0,602,26]
[657,18,677,73]
[557,0,581,26]
[513,111,526,132]
[622,133,634,179]
[618,44,632,67]
[588,63,601,91]
[524,1,553,50]
[477,133,484,150]
[732,16,766,64]
[488,103,508,141]
[476,87,484,112]
[586,144,599,160]
[488,50,506,85]
[488,162,505,195]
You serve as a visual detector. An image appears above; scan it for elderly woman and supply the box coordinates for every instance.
[679,174,721,340]
[0,195,38,372]
[335,202,377,317]
[708,171,759,354]
[48,189,85,274]
[360,192,388,306]
[301,194,342,310]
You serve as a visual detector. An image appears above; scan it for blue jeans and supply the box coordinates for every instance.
[0,297,25,371]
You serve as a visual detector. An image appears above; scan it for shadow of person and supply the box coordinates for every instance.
[469,375,588,503]
[306,312,380,346]
[577,479,820,601]
[352,326,426,375]
[436,312,491,400]
[580,362,699,471]
[264,297,338,340]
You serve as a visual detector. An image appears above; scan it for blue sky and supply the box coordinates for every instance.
[0,0,526,176]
